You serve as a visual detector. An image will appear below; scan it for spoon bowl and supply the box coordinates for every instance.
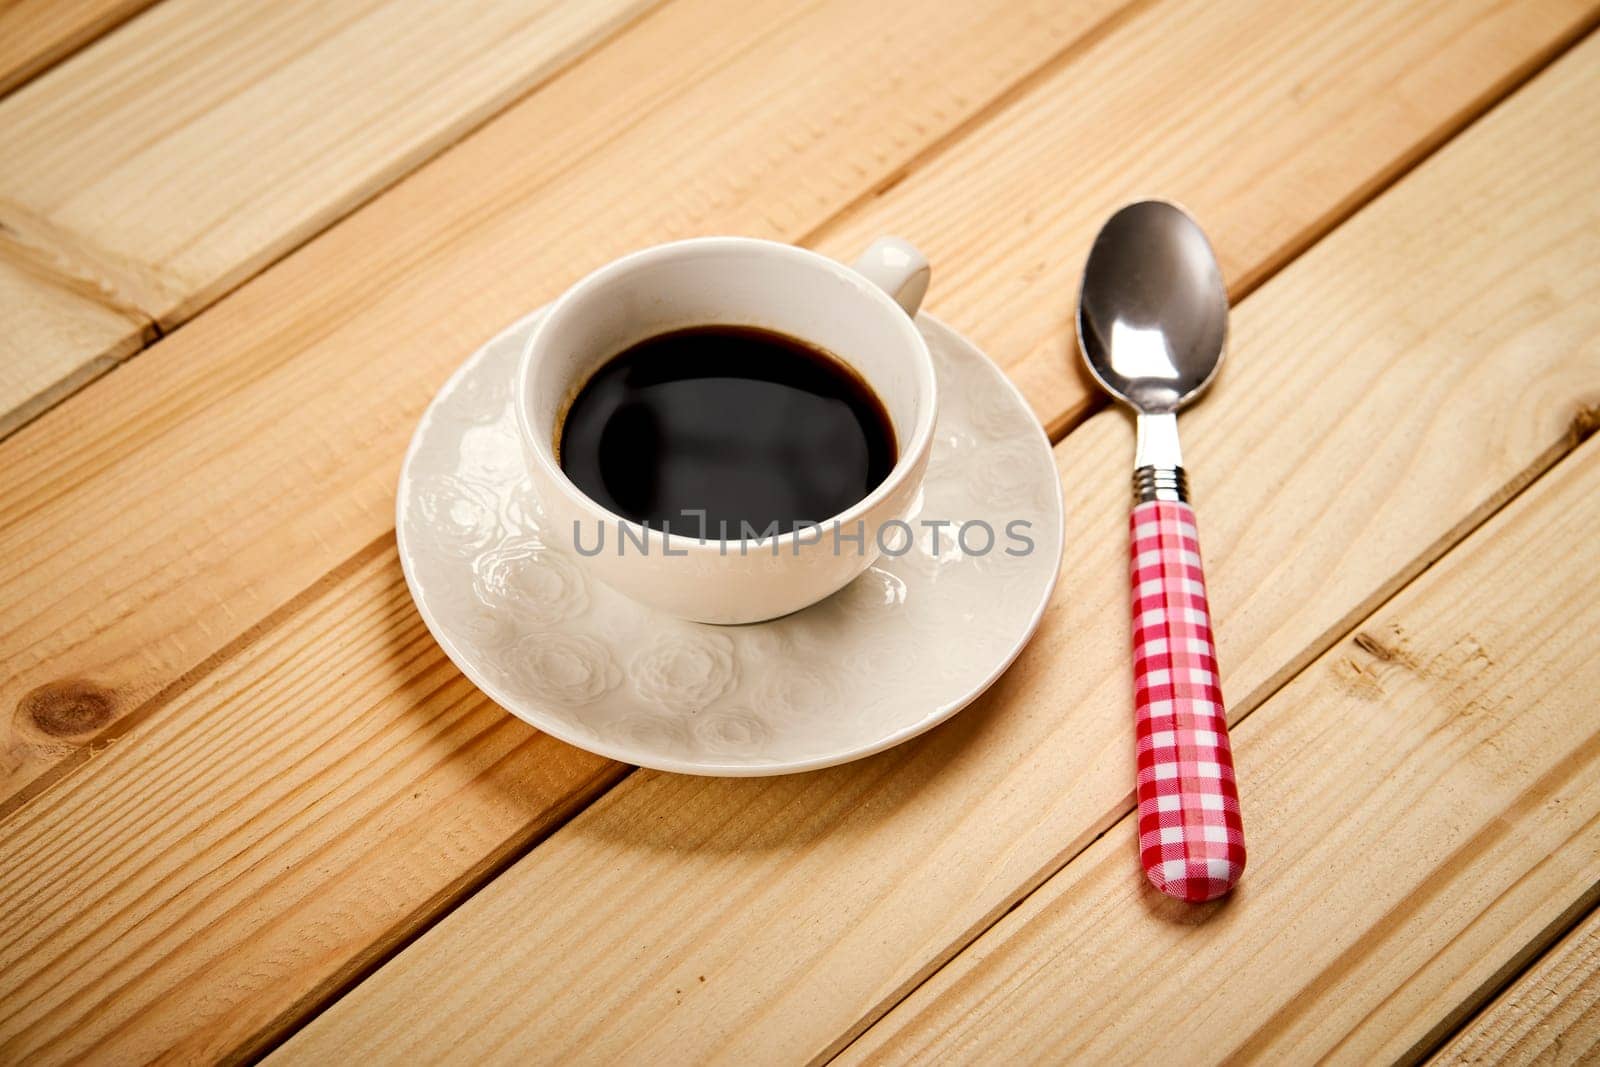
[1076,200,1228,414]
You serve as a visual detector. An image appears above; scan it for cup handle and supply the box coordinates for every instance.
[853,237,930,318]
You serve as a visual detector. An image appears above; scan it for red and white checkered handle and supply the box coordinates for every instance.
[1130,498,1246,902]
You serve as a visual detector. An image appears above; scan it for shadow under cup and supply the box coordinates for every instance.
[516,237,937,625]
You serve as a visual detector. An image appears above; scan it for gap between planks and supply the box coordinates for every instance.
[0,0,160,98]
[1428,893,1600,1065]
[0,534,392,822]
[1410,884,1600,1064]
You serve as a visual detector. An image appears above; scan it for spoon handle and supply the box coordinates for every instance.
[1129,492,1246,901]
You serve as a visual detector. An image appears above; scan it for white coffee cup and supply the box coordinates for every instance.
[515,235,936,624]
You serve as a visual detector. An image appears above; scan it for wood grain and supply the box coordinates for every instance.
[841,431,1600,1066]
[813,0,1599,435]
[0,0,157,96]
[1433,907,1600,1066]
[268,39,1600,1064]
[1,0,1583,812]
[0,543,629,1063]
[0,0,658,435]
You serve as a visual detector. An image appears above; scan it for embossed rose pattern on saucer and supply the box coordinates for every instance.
[397,309,1063,775]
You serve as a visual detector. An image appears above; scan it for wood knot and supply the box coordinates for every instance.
[1352,631,1396,661]
[18,680,116,738]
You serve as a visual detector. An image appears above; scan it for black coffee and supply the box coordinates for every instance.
[558,325,897,535]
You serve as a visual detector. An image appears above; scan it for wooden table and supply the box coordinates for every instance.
[2,1,1598,1062]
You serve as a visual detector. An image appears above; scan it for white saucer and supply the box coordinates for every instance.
[396,309,1063,775]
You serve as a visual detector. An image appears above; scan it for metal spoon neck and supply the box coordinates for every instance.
[1134,411,1183,469]
[1133,412,1188,504]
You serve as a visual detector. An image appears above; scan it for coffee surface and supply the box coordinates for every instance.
[559,325,897,535]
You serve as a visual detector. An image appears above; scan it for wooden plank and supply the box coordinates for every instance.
[0,0,1585,814]
[0,545,626,1063]
[842,432,1600,1066]
[267,37,1600,1065]
[0,0,157,96]
[1432,907,1600,1066]
[0,0,1139,806]
[0,0,658,434]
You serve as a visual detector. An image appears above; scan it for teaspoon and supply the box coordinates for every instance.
[1076,199,1246,903]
